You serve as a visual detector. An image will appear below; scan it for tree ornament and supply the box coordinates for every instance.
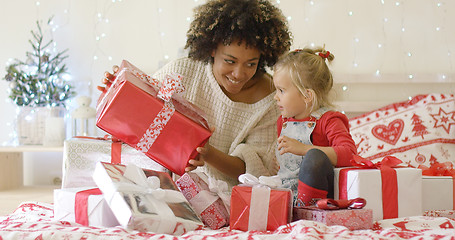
[9,82,17,89]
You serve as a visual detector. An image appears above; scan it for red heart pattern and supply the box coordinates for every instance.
[371,119,404,145]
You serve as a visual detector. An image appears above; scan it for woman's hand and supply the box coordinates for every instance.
[277,135,309,156]
[185,144,213,172]
[96,65,119,92]
[185,127,216,172]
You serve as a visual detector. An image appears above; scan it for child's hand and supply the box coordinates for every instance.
[277,135,308,156]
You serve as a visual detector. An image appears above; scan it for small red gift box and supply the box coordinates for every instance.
[230,174,292,232]
[175,172,230,230]
[293,198,373,231]
[293,207,373,230]
[96,60,211,175]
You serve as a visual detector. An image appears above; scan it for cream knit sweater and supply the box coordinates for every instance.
[153,57,280,189]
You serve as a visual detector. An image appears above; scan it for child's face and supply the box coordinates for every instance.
[273,69,310,119]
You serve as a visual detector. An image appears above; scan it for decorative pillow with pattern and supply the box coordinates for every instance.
[349,93,455,167]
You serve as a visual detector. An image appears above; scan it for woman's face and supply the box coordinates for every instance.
[211,41,261,94]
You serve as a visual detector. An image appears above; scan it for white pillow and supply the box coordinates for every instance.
[349,94,455,167]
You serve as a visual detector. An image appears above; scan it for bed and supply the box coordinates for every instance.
[0,202,454,240]
[1,93,454,240]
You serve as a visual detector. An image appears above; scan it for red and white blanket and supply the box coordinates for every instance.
[1,202,455,240]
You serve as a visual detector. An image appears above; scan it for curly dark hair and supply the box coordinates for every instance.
[185,0,292,71]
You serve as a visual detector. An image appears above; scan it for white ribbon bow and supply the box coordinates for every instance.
[238,173,282,189]
[114,164,187,234]
[207,176,231,210]
[190,171,231,215]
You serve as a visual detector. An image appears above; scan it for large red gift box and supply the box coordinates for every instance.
[293,207,373,230]
[230,177,292,231]
[175,172,230,230]
[96,60,211,175]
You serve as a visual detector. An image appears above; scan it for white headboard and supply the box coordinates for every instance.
[332,73,455,119]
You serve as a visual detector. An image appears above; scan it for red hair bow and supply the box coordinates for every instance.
[318,51,331,59]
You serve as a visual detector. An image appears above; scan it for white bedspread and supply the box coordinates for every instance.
[1,202,455,240]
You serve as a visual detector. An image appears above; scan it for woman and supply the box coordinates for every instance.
[99,0,292,189]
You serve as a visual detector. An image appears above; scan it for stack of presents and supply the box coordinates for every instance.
[53,60,455,235]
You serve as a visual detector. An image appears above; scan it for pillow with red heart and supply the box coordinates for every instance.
[348,93,455,168]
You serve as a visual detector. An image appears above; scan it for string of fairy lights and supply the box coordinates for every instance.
[30,0,454,83]
[287,0,452,105]
[2,0,454,144]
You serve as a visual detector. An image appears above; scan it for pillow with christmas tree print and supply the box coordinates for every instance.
[348,93,455,168]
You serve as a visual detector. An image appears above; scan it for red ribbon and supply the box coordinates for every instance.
[419,162,455,210]
[418,162,455,177]
[75,188,102,226]
[74,135,122,164]
[316,198,366,210]
[339,155,402,219]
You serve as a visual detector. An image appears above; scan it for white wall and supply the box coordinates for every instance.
[1,0,454,185]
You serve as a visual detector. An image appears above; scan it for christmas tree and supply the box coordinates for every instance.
[3,17,75,107]
[411,113,429,139]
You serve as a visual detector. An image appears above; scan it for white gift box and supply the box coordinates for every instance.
[93,161,203,235]
[334,167,422,221]
[422,176,454,211]
[54,187,120,227]
[62,137,166,188]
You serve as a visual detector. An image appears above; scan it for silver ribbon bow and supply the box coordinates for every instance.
[113,164,187,234]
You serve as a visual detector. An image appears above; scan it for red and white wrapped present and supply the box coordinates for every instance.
[54,187,120,227]
[293,198,373,230]
[93,162,203,235]
[96,60,212,175]
[334,156,422,221]
[175,171,230,230]
[419,162,455,211]
[62,136,165,188]
[230,174,292,231]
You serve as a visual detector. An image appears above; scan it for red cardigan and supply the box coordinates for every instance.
[277,111,357,167]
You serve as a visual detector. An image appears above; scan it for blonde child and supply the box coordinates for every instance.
[273,47,357,206]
